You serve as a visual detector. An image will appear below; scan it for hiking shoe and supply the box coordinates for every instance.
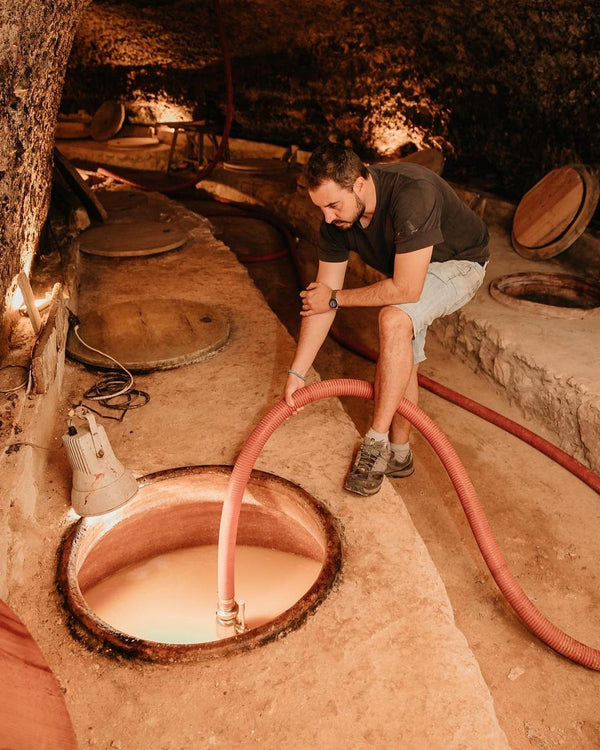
[344,437,391,496]
[385,450,414,478]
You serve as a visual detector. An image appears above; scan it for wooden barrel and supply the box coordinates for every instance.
[511,164,599,259]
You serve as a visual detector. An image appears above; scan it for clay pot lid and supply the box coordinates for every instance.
[107,136,160,149]
[0,598,77,748]
[511,164,600,259]
[78,220,188,257]
[223,158,288,174]
[90,100,125,142]
[66,298,230,371]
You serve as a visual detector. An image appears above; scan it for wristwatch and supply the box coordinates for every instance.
[329,290,339,309]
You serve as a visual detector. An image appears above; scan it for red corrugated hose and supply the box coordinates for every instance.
[217,378,600,671]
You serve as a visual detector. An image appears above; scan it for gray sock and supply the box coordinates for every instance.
[365,428,389,444]
[390,441,410,460]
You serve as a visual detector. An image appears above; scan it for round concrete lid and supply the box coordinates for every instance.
[223,158,288,174]
[55,120,91,139]
[107,137,160,149]
[79,220,188,257]
[66,298,230,371]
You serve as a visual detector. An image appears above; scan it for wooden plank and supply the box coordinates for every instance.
[52,166,92,231]
[31,284,69,394]
[53,147,108,223]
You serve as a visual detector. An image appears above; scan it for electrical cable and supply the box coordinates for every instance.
[0,364,30,393]
[70,321,150,419]
[6,441,63,453]
[72,324,134,399]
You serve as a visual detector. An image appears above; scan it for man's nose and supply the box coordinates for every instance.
[323,208,336,223]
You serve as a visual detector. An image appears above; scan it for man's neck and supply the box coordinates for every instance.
[358,173,376,228]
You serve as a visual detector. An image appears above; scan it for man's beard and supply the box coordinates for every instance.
[334,191,366,229]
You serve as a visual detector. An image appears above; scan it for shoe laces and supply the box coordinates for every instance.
[356,440,384,472]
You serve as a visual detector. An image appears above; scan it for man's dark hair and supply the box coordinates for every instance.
[305,142,369,191]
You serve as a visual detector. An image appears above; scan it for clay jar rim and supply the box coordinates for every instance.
[488,272,600,319]
[56,465,342,663]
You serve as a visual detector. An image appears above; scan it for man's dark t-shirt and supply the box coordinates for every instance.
[317,162,490,276]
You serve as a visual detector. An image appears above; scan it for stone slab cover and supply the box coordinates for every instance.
[66,298,230,371]
[78,220,188,257]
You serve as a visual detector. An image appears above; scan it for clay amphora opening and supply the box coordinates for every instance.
[489,272,600,319]
[57,465,342,662]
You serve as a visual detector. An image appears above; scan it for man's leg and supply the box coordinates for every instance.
[384,362,419,478]
[344,261,487,496]
[371,306,415,433]
[389,361,419,444]
[344,306,414,496]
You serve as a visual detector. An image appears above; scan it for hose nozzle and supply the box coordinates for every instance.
[216,598,247,635]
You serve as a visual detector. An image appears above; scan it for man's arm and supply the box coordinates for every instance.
[284,260,348,407]
[300,245,433,314]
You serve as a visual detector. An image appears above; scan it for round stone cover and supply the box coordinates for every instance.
[67,298,230,371]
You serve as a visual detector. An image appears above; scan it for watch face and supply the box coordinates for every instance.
[329,298,338,309]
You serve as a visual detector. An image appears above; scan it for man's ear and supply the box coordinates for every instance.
[353,175,366,195]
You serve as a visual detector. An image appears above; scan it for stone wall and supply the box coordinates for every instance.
[0,0,90,344]
[62,0,599,204]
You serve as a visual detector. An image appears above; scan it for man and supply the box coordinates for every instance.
[284,142,489,496]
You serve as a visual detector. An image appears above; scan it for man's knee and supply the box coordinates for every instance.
[378,306,413,340]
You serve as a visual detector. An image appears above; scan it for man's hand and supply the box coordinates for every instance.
[284,371,305,412]
[300,281,333,317]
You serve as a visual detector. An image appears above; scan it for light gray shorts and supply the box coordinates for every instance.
[393,259,487,364]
